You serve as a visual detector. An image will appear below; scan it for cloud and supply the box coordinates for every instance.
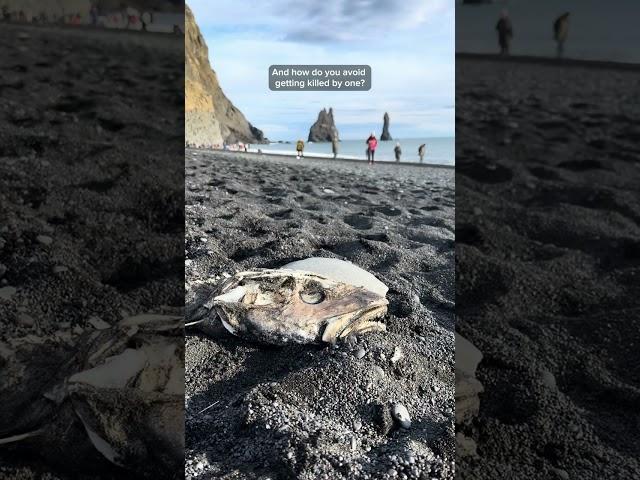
[187,0,454,140]
[189,0,452,43]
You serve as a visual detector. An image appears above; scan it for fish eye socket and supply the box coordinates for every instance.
[300,289,325,305]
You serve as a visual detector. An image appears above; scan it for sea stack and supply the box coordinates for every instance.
[185,5,265,145]
[380,112,392,141]
[308,108,339,142]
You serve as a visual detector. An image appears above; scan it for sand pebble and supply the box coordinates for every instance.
[323,188,336,194]
[552,468,569,480]
[373,365,385,378]
[53,266,68,273]
[354,348,366,360]
[88,316,111,330]
[0,286,17,301]
[391,346,403,363]
[18,313,35,327]
[391,403,411,429]
[36,235,53,246]
[541,369,557,390]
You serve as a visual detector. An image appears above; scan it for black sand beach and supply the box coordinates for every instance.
[456,56,640,478]
[0,23,184,478]
[185,150,455,479]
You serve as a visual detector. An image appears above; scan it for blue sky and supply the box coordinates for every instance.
[189,0,454,141]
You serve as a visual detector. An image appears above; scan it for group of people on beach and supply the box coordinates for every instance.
[0,3,182,34]
[295,135,427,164]
[497,10,571,58]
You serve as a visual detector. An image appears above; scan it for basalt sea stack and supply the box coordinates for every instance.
[185,5,265,146]
[381,112,393,141]
[308,108,339,142]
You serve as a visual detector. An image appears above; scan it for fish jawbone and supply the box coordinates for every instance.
[321,304,387,344]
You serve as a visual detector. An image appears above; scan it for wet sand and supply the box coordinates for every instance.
[456,56,640,478]
[185,150,455,479]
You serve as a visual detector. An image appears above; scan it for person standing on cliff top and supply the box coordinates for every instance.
[366,133,378,165]
[394,142,402,162]
[496,10,513,56]
[418,144,426,163]
[554,12,570,58]
[296,139,304,159]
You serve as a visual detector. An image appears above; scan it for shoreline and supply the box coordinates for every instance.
[187,148,455,169]
[0,21,184,48]
[456,51,640,71]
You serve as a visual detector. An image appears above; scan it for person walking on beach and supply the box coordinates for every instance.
[366,133,378,165]
[496,10,513,56]
[394,142,402,162]
[296,139,304,159]
[331,134,339,159]
[90,4,99,26]
[554,12,570,58]
[418,144,426,163]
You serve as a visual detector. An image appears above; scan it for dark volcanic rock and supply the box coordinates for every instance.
[308,107,339,142]
[381,112,393,141]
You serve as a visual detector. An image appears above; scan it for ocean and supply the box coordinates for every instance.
[457,0,640,64]
[250,137,455,165]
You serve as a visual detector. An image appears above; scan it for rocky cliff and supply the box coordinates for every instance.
[308,108,339,143]
[380,112,393,141]
[185,5,265,146]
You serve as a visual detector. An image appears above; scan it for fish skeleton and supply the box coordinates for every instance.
[0,314,184,476]
[189,267,388,345]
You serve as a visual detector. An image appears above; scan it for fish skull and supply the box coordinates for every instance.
[211,269,388,345]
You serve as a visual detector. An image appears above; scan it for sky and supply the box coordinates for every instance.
[188,0,454,141]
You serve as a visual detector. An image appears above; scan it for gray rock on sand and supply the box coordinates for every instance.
[308,108,339,142]
[281,257,388,297]
[391,403,411,428]
[380,112,393,141]
[0,286,16,301]
[18,314,35,327]
[541,369,558,391]
[36,235,53,246]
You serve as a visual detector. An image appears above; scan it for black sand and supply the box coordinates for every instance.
[456,56,640,478]
[0,24,184,478]
[185,150,455,479]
